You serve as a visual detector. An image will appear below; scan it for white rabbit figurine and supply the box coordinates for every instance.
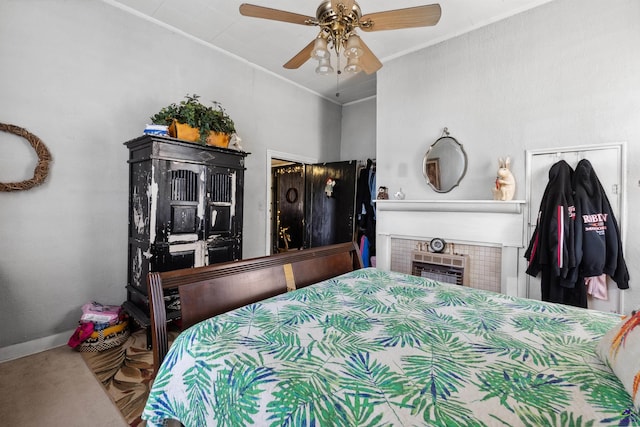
[493,157,516,201]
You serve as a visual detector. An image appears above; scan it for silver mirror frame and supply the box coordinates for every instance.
[422,133,468,193]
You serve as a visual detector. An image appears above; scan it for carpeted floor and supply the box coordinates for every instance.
[0,344,127,426]
[80,328,173,427]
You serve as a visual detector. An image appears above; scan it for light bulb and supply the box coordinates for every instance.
[344,35,363,59]
[315,57,334,75]
[344,56,361,73]
[311,37,330,60]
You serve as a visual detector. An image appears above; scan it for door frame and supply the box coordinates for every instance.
[523,142,627,311]
[265,150,317,255]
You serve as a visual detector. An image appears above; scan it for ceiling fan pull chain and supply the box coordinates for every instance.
[336,55,341,97]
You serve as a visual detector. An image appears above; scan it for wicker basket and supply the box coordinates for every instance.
[77,320,130,352]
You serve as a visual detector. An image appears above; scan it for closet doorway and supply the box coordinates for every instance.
[525,143,626,313]
[271,159,305,253]
[266,151,358,255]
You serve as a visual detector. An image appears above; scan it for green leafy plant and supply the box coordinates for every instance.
[150,94,236,144]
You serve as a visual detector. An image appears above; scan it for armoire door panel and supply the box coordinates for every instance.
[210,205,232,233]
[129,163,151,240]
[156,161,206,243]
[208,242,235,264]
[170,205,198,234]
[163,250,196,271]
[206,166,238,239]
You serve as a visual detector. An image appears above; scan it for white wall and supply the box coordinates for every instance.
[376,0,640,313]
[0,0,341,351]
[340,97,376,162]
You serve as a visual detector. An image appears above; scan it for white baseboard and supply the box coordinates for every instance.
[0,329,76,363]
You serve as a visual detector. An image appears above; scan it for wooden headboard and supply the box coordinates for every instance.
[147,242,363,372]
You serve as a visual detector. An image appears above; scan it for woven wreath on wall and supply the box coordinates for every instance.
[0,123,52,191]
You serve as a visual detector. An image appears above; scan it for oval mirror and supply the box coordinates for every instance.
[422,131,467,193]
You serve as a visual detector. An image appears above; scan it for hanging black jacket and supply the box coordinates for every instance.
[525,160,577,282]
[524,160,586,306]
[572,159,629,289]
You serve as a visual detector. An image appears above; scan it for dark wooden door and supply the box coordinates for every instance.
[304,161,357,248]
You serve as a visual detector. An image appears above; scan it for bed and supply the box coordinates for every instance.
[142,244,638,426]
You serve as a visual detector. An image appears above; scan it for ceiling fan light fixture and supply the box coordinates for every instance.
[239,1,443,78]
[344,57,362,74]
[344,55,361,73]
[315,57,334,75]
[344,34,363,58]
[311,36,330,60]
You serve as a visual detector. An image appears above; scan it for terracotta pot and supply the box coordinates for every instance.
[168,121,230,148]
[206,132,230,148]
[168,120,199,142]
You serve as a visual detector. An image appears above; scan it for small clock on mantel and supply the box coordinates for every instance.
[429,238,446,253]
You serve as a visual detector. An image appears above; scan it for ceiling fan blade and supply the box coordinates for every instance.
[360,4,441,31]
[330,0,355,15]
[239,4,315,26]
[358,39,382,75]
[283,40,315,69]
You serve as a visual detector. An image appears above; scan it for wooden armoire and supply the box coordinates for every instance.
[122,135,248,336]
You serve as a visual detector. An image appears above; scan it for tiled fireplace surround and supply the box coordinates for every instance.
[391,239,502,293]
[375,200,526,297]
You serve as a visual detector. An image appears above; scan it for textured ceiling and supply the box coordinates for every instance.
[109,0,554,104]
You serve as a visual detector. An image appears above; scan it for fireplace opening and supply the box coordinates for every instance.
[411,251,469,286]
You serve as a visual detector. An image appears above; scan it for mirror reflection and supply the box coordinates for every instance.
[423,133,467,193]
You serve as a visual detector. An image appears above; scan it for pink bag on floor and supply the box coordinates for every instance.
[80,301,122,324]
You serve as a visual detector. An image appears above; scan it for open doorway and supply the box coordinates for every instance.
[265,150,316,255]
[265,151,361,256]
[271,159,305,254]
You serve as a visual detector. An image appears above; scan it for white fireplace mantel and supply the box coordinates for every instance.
[375,199,526,214]
[375,199,527,297]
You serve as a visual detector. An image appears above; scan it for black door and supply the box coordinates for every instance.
[304,161,357,248]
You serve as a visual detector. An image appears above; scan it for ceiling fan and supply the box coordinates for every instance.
[239,1,441,76]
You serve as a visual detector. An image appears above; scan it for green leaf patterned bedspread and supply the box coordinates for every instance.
[142,268,638,426]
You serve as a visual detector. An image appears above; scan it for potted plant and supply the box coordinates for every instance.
[150,94,236,147]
